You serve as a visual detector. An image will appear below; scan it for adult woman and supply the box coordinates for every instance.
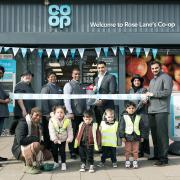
[129,74,150,157]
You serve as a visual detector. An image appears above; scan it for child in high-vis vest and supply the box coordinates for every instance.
[119,101,145,169]
[48,106,73,171]
[74,110,101,173]
[97,108,119,168]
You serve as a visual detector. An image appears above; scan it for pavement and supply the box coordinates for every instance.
[0,136,180,180]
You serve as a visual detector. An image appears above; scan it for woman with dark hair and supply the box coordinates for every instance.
[129,74,150,157]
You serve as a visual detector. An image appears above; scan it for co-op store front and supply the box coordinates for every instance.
[1,0,180,132]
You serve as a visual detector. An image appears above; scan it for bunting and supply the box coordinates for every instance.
[95,48,101,58]
[21,48,27,58]
[62,49,68,58]
[78,48,85,59]
[129,47,134,53]
[136,47,141,57]
[38,49,43,58]
[70,49,76,59]
[0,46,161,60]
[103,47,109,57]
[144,48,150,57]
[46,49,52,58]
[152,49,158,59]
[111,47,117,56]
[12,47,19,56]
[119,47,125,56]
[54,49,60,59]
[4,47,10,52]
[30,48,34,52]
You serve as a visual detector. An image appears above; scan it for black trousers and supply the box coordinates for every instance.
[52,141,66,163]
[9,116,21,135]
[68,115,83,155]
[149,113,169,162]
[101,146,117,163]
[79,145,94,165]
[42,116,52,150]
[94,106,105,125]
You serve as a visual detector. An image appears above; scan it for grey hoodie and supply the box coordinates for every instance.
[148,71,173,113]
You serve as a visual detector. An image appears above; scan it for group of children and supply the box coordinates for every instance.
[48,101,145,172]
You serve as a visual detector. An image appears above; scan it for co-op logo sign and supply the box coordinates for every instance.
[48,4,71,29]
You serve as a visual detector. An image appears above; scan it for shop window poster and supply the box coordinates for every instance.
[125,55,180,93]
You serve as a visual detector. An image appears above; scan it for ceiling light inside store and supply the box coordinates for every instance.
[56,73,63,76]
[44,0,50,5]
[52,69,62,72]
[48,63,60,67]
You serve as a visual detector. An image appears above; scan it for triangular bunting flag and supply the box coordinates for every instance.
[119,47,125,56]
[103,47,109,57]
[78,48,85,59]
[30,48,34,52]
[54,49,60,59]
[95,48,101,58]
[129,47,134,53]
[70,49,76,59]
[136,47,141,57]
[21,48,27,58]
[12,47,19,56]
[144,48,150,57]
[111,47,117,56]
[46,49,52,58]
[152,49,158,59]
[4,47,10,52]
[38,49,43,58]
[0,46,2,53]
[62,49,68,58]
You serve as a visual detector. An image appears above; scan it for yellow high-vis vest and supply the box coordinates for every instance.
[100,121,118,147]
[51,118,70,134]
[123,115,141,135]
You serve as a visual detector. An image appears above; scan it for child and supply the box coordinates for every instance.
[49,106,73,171]
[119,101,145,169]
[74,110,101,173]
[98,108,119,168]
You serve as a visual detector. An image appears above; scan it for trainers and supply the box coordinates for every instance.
[61,163,67,171]
[112,163,118,168]
[89,165,95,173]
[125,161,131,168]
[24,166,41,174]
[79,163,86,172]
[53,162,60,169]
[133,161,138,169]
[97,162,105,167]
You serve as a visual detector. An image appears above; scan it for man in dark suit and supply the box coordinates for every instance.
[93,61,117,125]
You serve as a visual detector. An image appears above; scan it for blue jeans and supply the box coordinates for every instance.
[0,117,5,135]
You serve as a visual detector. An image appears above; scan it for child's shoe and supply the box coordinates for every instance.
[79,163,86,172]
[53,162,60,169]
[89,165,95,173]
[61,163,67,171]
[112,163,118,168]
[125,161,131,168]
[97,162,105,167]
[133,161,138,169]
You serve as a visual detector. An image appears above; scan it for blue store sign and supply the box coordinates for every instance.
[48,4,71,29]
